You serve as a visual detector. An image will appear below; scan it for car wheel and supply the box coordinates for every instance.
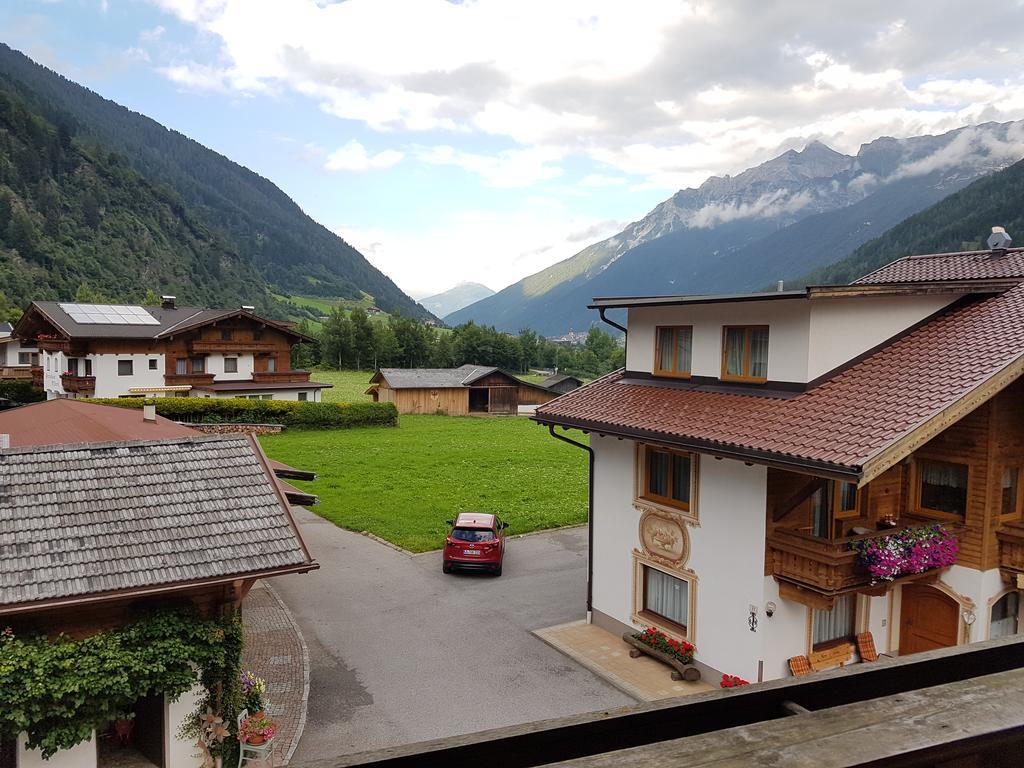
[442,561,453,574]
[493,564,502,577]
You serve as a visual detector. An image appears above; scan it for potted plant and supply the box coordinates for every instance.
[849,524,959,583]
[720,674,750,688]
[238,714,276,746]
[240,670,267,718]
[623,626,701,681]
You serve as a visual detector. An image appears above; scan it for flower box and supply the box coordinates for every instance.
[849,524,959,583]
[623,627,701,682]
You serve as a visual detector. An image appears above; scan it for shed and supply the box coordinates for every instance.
[540,373,583,394]
[366,365,561,415]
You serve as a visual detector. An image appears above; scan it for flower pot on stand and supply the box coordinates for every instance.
[248,735,265,746]
[252,710,265,720]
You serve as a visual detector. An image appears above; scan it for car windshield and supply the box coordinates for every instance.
[451,528,495,542]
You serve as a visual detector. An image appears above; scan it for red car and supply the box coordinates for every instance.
[442,512,508,576]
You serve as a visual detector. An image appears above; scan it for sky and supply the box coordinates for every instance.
[3,1,1024,298]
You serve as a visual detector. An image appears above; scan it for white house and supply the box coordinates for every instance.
[12,299,329,402]
[0,320,39,378]
[535,243,1024,683]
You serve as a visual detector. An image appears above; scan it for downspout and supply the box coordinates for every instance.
[597,307,626,334]
[549,424,595,624]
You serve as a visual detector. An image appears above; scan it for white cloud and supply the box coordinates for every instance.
[324,140,404,172]
[687,189,815,229]
[415,145,563,188]
[139,25,166,42]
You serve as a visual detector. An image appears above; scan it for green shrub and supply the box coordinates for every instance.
[82,396,398,429]
[0,379,45,403]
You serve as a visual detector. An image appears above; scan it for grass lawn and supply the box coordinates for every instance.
[259,415,588,552]
[307,370,377,402]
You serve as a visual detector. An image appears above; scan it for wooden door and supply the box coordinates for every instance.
[899,584,959,655]
[133,692,166,768]
[487,386,516,414]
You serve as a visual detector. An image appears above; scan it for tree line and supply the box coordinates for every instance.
[292,308,624,378]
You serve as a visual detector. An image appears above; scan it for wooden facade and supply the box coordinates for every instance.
[368,369,561,415]
[765,378,1024,599]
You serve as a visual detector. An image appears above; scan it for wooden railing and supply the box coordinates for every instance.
[164,373,215,387]
[767,524,957,595]
[997,521,1024,582]
[60,374,96,394]
[0,366,34,380]
[36,338,70,353]
[188,339,277,353]
[251,369,311,384]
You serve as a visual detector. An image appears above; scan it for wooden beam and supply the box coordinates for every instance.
[773,478,826,522]
[777,579,836,611]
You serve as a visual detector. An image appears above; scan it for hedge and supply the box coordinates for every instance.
[0,379,45,403]
[83,396,398,429]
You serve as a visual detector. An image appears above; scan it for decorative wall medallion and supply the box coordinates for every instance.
[637,506,689,567]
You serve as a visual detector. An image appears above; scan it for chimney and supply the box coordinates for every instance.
[241,305,255,311]
[143,403,157,423]
[777,280,785,292]
[0,434,9,449]
[161,295,177,310]
[987,226,1012,256]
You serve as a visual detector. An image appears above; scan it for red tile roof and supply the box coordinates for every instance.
[536,284,1024,475]
[854,248,1024,284]
[0,399,197,447]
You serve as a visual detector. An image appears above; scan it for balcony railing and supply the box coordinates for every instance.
[997,521,1024,583]
[0,366,34,380]
[164,373,216,387]
[188,339,277,354]
[60,374,96,394]
[767,523,959,596]
[251,370,312,384]
[36,337,70,353]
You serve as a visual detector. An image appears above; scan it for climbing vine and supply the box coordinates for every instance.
[0,608,241,759]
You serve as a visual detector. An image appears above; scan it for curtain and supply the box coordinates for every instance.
[191,357,205,374]
[991,592,1020,639]
[645,567,688,627]
[176,358,187,375]
[648,450,669,497]
[811,484,831,538]
[725,328,745,376]
[671,453,691,504]
[922,463,967,488]
[750,328,769,378]
[1002,468,1020,516]
[921,462,968,515]
[813,594,854,647]
[658,328,673,371]
[675,328,692,373]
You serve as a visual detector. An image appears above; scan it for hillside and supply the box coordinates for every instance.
[0,82,273,313]
[0,44,430,319]
[449,122,1024,334]
[795,157,1024,286]
[419,282,494,318]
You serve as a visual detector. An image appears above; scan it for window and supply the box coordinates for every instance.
[641,445,694,512]
[810,480,860,539]
[67,358,79,376]
[253,330,263,341]
[812,594,856,650]
[248,395,261,400]
[1001,467,1023,522]
[654,326,692,377]
[642,565,689,632]
[190,357,205,374]
[224,357,238,373]
[148,358,158,370]
[117,360,133,376]
[722,325,769,382]
[918,460,968,518]
[298,392,308,401]
[17,352,31,365]
[176,358,187,375]
[221,329,233,341]
[84,359,92,376]
[266,357,276,373]
[261,394,273,400]
[991,592,1021,639]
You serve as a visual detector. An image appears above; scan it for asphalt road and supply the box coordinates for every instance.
[271,508,634,761]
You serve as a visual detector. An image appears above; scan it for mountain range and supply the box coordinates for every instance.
[448,121,1024,334]
[416,282,494,318]
[0,44,431,320]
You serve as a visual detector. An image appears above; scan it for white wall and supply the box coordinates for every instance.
[209,388,321,402]
[591,435,638,626]
[760,577,811,681]
[18,732,96,768]
[807,294,955,380]
[204,352,255,381]
[90,353,166,398]
[625,300,810,383]
[167,682,205,768]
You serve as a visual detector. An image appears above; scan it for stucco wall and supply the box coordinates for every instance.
[625,300,810,383]
[204,352,255,381]
[760,577,811,681]
[208,388,321,402]
[167,682,205,768]
[591,435,638,627]
[18,732,96,768]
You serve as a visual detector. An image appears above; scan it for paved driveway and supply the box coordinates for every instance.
[270,508,634,761]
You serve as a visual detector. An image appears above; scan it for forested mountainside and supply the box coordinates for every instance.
[0,44,430,319]
[0,82,272,317]
[794,158,1024,286]
[449,123,1024,335]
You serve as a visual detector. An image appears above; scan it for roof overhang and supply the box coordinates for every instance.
[159,308,315,342]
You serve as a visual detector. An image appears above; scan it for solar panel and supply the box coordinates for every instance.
[59,303,161,325]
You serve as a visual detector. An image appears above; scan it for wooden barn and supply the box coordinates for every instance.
[366,364,562,415]
[539,373,583,394]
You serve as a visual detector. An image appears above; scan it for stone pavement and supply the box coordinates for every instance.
[242,582,311,766]
[534,620,714,701]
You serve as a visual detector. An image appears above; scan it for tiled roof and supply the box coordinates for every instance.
[853,248,1024,284]
[0,399,198,447]
[536,284,1024,473]
[376,365,499,389]
[0,434,314,610]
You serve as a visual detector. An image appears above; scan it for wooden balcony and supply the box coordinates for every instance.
[188,339,277,354]
[252,370,312,384]
[997,521,1024,584]
[36,337,70,353]
[60,374,96,394]
[164,373,216,387]
[0,366,34,381]
[30,366,43,387]
[767,524,955,599]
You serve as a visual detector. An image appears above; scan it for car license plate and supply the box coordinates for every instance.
[463,549,480,556]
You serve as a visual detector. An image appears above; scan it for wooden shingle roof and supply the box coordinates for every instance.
[0,434,316,612]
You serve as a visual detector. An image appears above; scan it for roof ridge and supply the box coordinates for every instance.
[0,432,247,456]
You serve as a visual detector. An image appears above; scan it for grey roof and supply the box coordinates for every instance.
[541,374,581,387]
[376,364,499,389]
[0,434,314,610]
[0,321,12,333]
[22,302,309,341]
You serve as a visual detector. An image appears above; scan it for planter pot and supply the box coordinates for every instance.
[252,710,265,720]
[623,633,701,682]
[247,735,265,746]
